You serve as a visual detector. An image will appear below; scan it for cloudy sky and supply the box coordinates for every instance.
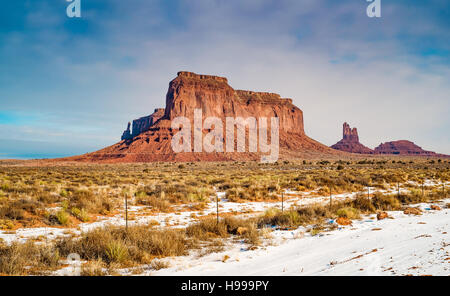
[0,0,449,159]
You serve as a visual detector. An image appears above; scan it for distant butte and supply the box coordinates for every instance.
[331,122,448,157]
[331,122,374,154]
[374,140,438,156]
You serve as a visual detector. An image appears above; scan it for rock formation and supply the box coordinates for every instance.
[70,71,344,162]
[121,109,166,140]
[121,122,131,141]
[331,124,447,157]
[343,122,359,142]
[374,140,437,156]
[131,109,165,138]
[331,123,374,154]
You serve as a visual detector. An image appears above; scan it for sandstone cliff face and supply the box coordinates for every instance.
[162,72,304,135]
[331,122,374,154]
[121,122,131,141]
[121,109,165,140]
[73,71,343,162]
[374,140,437,156]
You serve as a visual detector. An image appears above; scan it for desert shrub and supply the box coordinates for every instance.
[371,193,402,211]
[123,226,188,258]
[38,247,60,269]
[262,207,281,219]
[135,194,170,212]
[56,225,189,266]
[56,228,111,261]
[71,207,90,222]
[60,189,69,198]
[61,200,69,211]
[0,219,14,230]
[55,210,70,226]
[396,189,428,204]
[283,210,301,225]
[348,194,376,213]
[150,259,171,270]
[225,188,250,202]
[336,207,360,219]
[317,186,330,195]
[294,175,316,190]
[296,185,307,191]
[0,198,43,221]
[259,204,332,228]
[0,242,30,275]
[259,209,298,228]
[0,206,24,220]
[310,225,325,236]
[69,190,115,215]
[295,204,332,223]
[187,188,212,202]
[218,182,233,190]
[188,202,208,211]
[186,218,228,239]
[105,241,128,263]
[18,198,43,214]
[0,242,60,275]
[37,192,60,204]
[81,259,106,276]
[186,217,260,245]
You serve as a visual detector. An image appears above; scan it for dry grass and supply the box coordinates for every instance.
[0,160,447,229]
[258,189,445,229]
[336,207,361,219]
[150,259,171,270]
[0,217,263,275]
[0,159,448,275]
[258,204,332,228]
[186,217,260,246]
[135,193,171,212]
[0,241,60,275]
[55,225,190,267]
[81,259,107,276]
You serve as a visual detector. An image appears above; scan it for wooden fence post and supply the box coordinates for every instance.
[422,180,424,196]
[216,193,219,225]
[329,187,332,210]
[125,194,128,231]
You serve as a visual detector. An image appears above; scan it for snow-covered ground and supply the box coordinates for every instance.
[2,180,449,276]
[0,189,352,243]
[1,181,446,245]
[151,199,449,276]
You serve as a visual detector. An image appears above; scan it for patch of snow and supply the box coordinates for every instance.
[151,199,450,276]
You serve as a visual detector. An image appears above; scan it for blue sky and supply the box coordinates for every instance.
[0,0,449,159]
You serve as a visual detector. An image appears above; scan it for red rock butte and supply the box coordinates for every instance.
[331,123,448,157]
[68,71,344,162]
[331,122,374,154]
[374,140,438,156]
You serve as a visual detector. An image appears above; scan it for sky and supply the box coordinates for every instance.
[0,0,449,159]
